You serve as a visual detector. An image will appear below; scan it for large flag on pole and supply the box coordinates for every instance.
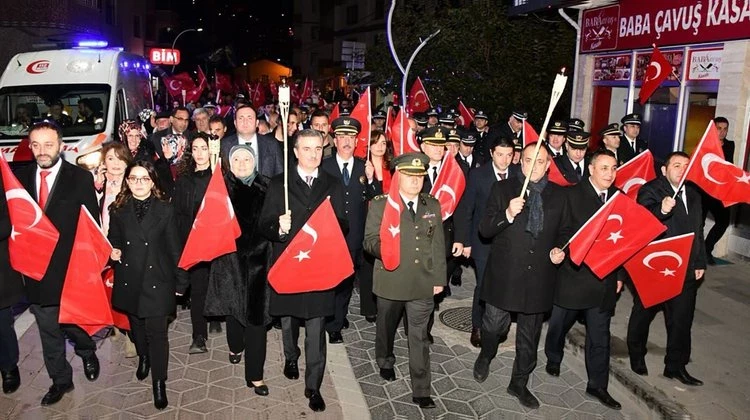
[406,77,431,116]
[639,45,673,105]
[457,101,474,129]
[379,172,402,270]
[614,150,656,199]
[430,154,466,220]
[389,110,420,157]
[351,87,372,159]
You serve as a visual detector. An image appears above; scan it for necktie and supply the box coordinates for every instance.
[38,170,51,209]
[576,162,582,178]
[305,175,313,187]
[431,166,438,185]
[342,162,350,186]
[599,192,606,203]
[498,172,506,180]
[407,201,416,220]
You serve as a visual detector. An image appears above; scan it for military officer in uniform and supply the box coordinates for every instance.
[567,118,585,133]
[545,119,568,158]
[598,123,624,166]
[498,110,526,145]
[618,113,648,163]
[439,111,456,129]
[455,132,478,174]
[363,153,445,410]
[447,129,466,175]
[372,110,387,131]
[426,108,439,127]
[472,111,498,166]
[553,131,590,185]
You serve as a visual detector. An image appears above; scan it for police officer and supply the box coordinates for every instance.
[498,110,526,145]
[372,110,387,131]
[553,131,590,184]
[455,132,478,174]
[567,118,585,133]
[598,123,624,166]
[545,120,568,158]
[363,152,445,410]
[439,111,456,129]
[472,111,497,166]
[618,113,648,163]
[426,108,439,127]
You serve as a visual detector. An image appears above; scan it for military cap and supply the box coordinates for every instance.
[372,110,387,120]
[426,108,439,117]
[203,101,217,109]
[566,131,590,149]
[331,116,361,135]
[419,126,449,145]
[548,119,568,135]
[474,110,489,120]
[439,112,456,125]
[156,110,171,120]
[513,142,523,151]
[447,128,461,143]
[414,113,428,127]
[392,152,429,176]
[511,110,528,121]
[460,132,477,145]
[339,107,351,116]
[599,123,621,137]
[567,118,585,132]
[621,113,642,125]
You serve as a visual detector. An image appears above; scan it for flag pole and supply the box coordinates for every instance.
[279,79,291,213]
[366,87,372,162]
[520,68,568,198]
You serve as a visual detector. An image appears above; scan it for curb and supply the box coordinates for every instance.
[565,326,693,420]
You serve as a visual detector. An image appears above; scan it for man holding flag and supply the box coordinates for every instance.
[0,169,22,395]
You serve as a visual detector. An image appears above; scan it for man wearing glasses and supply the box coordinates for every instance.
[150,107,195,160]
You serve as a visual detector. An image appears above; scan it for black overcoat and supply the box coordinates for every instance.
[0,171,22,309]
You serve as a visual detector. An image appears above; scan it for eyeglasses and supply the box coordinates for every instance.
[173,117,189,122]
[127,176,152,184]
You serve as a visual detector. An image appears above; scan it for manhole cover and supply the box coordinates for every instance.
[439,307,473,332]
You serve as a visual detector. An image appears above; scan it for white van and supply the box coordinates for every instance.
[0,45,153,163]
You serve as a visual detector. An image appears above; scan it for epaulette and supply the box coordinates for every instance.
[373,194,387,201]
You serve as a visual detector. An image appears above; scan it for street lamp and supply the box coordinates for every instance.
[171,28,203,72]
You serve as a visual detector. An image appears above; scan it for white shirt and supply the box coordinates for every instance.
[624,135,637,150]
[588,178,608,202]
[36,158,63,201]
[296,166,319,184]
[335,154,354,177]
[671,184,688,213]
[428,163,440,184]
[549,146,564,157]
[400,193,418,214]
[460,153,473,167]
[569,158,583,175]
[238,133,259,162]
[492,162,509,181]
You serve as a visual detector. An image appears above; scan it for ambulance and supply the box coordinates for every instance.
[0,41,153,164]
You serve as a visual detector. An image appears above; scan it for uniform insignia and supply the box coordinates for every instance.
[422,212,436,219]
[359,175,366,185]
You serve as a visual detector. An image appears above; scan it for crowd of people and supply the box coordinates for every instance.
[0,90,736,413]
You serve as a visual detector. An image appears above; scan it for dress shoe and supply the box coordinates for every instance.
[342,318,350,330]
[707,254,716,265]
[450,270,462,286]
[586,387,622,410]
[136,355,150,381]
[545,362,560,377]
[473,357,490,383]
[1,367,20,394]
[229,352,242,364]
[328,331,343,344]
[247,381,269,396]
[306,389,326,412]
[507,384,540,409]
[189,336,208,354]
[412,396,436,409]
[470,328,481,348]
[180,297,191,310]
[209,321,222,334]
[664,367,703,386]
[379,368,396,381]
[152,380,168,410]
[82,355,100,381]
[365,315,377,323]
[41,383,74,406]
[630,359,648,376]
[283,360,299,380]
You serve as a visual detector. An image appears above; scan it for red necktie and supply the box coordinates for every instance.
[38,170,51,209]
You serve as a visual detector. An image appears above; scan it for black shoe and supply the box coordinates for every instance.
[41,383,74,406]
[473,357,490,383]
[307,390,326,412]
[342,318,350,330]
[189,336,208,354]
[586,387,622,410]
[470,328,481,348]
[272,318,282,330]
[82,355,100,381]
[1,367,20,394]
[209,321,222,334]
[507,384,540,409]
[379,368,396,381]
[229,352,242,364]
[284,360,299,380]
[450,271,462,286]
[180,297,191,310]
[365,315,377,323]
[136,355,150,381]
[247,381,269,396]
[328,331,343,344]
[412,396,436,409]
[630,359,648,376]
[545,362,560,377]
[152,380,168,410]
[664,367,703,386]
[707,254,716,265]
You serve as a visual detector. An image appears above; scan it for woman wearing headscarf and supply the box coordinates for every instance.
[204,144,272,395]
[118,120,174,196]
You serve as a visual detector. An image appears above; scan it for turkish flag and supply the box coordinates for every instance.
[430,153,466,220]
[380,172,402,270]
[268,198,353,293]
[614,150,656,199]
[184,67,207,104]
[639,45,673,105]
[384,105,393,138]
[59,206,113,335]
[178,162,241,269]
[298,78,313,105]
[0,154,59,280]
[523,120,539,146]
[328,103,340,131]
[625,233,695,308]
[251,82,266,110]
[457,101,474,129]
[548,160,575,187]
[683,121,750,206]
[389,110,420,157]
[102,267,130,330]
[268,81,278,99]
[215,71,234,94]
[406,77,431,116]
[290,81,301,105]
[350,87,372,159]
[164,72,195,98]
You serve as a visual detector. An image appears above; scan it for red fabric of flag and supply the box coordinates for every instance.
[350,87,372,159]
[639,45,673,105]
[614,150,656,200]
[457,101,474,128]
[379,172,402,270]
[406,77,431,115]
[430,153,466,221]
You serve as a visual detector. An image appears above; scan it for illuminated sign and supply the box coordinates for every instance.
[149,48,181,65]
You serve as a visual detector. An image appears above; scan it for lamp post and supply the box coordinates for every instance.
[171,28,203,72]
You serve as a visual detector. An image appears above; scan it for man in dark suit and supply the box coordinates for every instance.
[545,119,568,158]
[458,137,516,348]
[618,113,649,164]
[472,144,569,410]
[150,106,194,160]
[496,110,526,146]
[19,122,101,405]
[627,152,707,385]
[598,123,625,166]
[220,105,284,179]
[455,132,478,174]
[553,131,590,185]
[259,129,347,412]
[702,116,735,264]
[320,116,380,344]
[544,149,623,410]
[471,111,499,166]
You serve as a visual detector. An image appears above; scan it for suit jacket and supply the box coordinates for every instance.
[555,180,620,311]
[618,135,648,164]
[0,171,22,309]
[723,139,735,164]
[108,198,183,318]
[553,155,589,185]
[422,167,468,252]
[363,193,446,301]
[472,129,499,166]
[220,133,284,179]
[150,128,195,160]
[545,143,567,159]
[320,156,379,254]
[479,177,569,313]
[258,169,348,319]
[18,160,99,306]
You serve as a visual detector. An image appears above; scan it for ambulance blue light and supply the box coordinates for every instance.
[78,40,109,48]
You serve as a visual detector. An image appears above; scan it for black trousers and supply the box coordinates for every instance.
[358,252,377,317]
[128,314,169,381]
[225,316,267,382]
[478,304,545,388]
[471,257,488,329]
[29,304,96,386]
[376,297,433,398]
[545,304,612,389]
[627,278,698,370]
[281,316,326,391]
[0,306,19,372]
[189,264,209,339]
[327,249,364,333]
[703,195,731,255]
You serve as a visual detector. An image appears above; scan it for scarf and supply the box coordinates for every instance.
[229,144,258,185]
[516,171,548,239]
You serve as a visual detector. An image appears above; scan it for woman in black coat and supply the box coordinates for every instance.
[204,144,272,395]
[108,160,184,410]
